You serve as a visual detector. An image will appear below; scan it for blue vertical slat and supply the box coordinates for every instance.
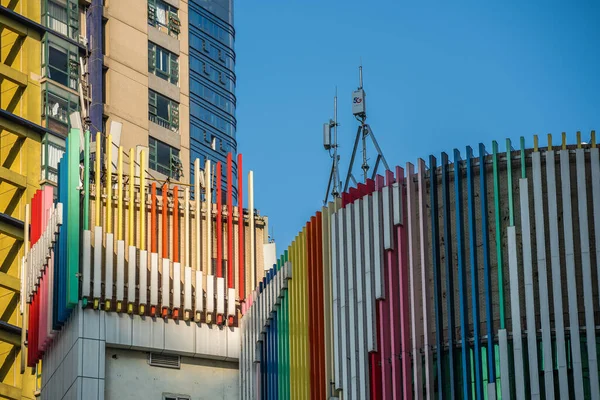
[429,155,445,398]
[466,146,483,399]
[454,148,471,400]
[441,152,456,397]
[479,143,496,385]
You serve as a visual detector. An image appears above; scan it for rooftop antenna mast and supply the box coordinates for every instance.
[343,65,390,191]
[322,89,341,204]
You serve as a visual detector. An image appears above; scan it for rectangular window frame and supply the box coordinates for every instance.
[149,137,181,179]
[148,42,179,85]
[42,34,79,91]
[148,90,180,133]
[41,83,79,136]
[148,0,180,38]
[42,0,80,40]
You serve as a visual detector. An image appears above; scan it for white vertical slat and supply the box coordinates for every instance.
[116,240,125,303]
[173,262,181,309]
[195,271,204,316]
[575,148,600,398]
[406,162,423,399]
[162,258,170,310]
[184,266,192,312]
[346,203,358,400]
[592,148,600,337]
[105,233,114,302]
[127,246,136,304]
[362,195,377,352]
[331,211,341,390]
[139,250,147,306]
[546,150,570,398]
[217,277,225,316]
[150,253,159,306]
[206,274,215,320]
[417,158,433,399]
[228,288,235,320]
[508,226,526,399]
[372,191,384,300]
[498,329,511,399]
[338,209,349,394]
[82,231,92,297]
[531,151,555,399]
[559,149,585,400]
[355,198,368,400]
[382,186,393,250]
[519,178,540,399]
[93,226,103,299]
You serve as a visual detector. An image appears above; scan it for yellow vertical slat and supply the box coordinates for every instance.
[106,134,112,233]
[128,148,135,246]
[117,146,123,241]
[140,150,146,251]
[95,135,101,227]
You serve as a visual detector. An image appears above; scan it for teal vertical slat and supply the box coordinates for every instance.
[454,149,472,400]
[466,146,483,399]
[66,128,81,307]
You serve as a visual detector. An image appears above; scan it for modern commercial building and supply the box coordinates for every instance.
[22,130,268,399]
[242,132,600,400]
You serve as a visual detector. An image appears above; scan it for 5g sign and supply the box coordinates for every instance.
[352,89,366,116]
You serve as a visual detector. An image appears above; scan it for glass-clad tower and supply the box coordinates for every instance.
[189,0,237,194]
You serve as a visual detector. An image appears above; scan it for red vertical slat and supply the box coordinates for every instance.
[151,183,157,253]
[216,162,222,278]
[237,154,245,301]
[173,186,179,263]
[227,154,233,289]
[162,184,168,257]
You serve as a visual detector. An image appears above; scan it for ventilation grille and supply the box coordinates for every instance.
[148,353,180,369]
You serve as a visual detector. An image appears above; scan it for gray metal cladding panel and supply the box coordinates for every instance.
[362,195,377,352]
[382,185,394,250]
[559,149,584,400]
[354,198,369,400]
[498,329,510,400]
[507,226,525,399]
[346,203,358,399]
[331,211,342,389]
[545,150,570,399]
[372,190,385,300]
[531,151,555,399]
[518,178,540,398]
[575,148,600,397]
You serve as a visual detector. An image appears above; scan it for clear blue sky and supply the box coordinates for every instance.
[234,1,600,250]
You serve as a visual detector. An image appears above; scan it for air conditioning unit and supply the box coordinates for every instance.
[78,35,88,47]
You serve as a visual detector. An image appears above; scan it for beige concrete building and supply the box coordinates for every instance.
[103,0,190,183]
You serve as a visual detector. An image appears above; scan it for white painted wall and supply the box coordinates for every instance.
[104,348,239,400]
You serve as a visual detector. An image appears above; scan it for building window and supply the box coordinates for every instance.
[191,103,234,136]
[149,90,179,133]
[190,57,235,93]
[191,10,233,48]
[43,0,80,40]
[42,84,79,136]
[149,137,182,179]
[41,133,66,184]
[42,35,79,90]
[148,43,179,85]
[148,0,180,38]
[189,33,234,69]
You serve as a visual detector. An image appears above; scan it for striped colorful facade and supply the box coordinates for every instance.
[241,132,600,400]
[23,127,269,371]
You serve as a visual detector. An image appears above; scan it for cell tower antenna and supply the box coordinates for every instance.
[343,65,389,191]
[322,88,341,204]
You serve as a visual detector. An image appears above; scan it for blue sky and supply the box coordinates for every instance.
[234,1,600,250]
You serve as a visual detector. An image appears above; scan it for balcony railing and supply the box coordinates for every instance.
[149,113,178,134]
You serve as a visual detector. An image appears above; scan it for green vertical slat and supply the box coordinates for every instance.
[520,137,526,179]
[284,249,290,399]
[67,128,81,307]
[506,138,514,226]
[83,130,90,231]
[492,141,506,329]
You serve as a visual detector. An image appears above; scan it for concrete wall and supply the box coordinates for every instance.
[104,348,238,400]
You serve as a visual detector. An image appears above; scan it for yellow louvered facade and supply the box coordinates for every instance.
[0,1,42,398]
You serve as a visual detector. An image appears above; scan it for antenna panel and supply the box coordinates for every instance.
[352,89,366,116]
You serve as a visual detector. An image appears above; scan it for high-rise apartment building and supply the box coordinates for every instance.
[188,0,237,193]
[98,0,237,191]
